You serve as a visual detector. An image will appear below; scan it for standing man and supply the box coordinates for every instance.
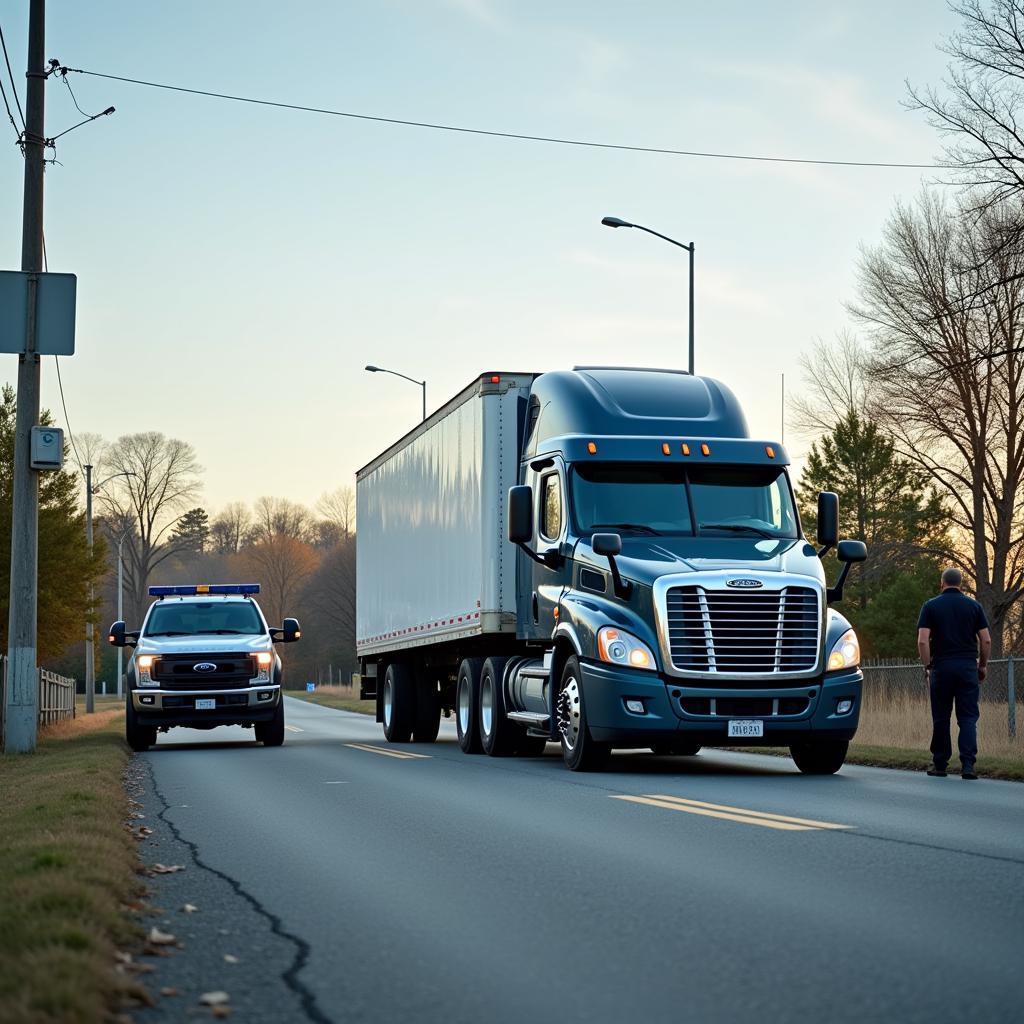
[917,567,991,780]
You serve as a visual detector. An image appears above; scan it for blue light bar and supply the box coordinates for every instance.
[149,584,260,597]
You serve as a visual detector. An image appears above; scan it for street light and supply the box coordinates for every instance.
[364,364,427,421]
[83,467,137,712]
[601,215,695,376]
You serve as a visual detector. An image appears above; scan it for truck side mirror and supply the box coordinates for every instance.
[283,617,302,643]
[508,486,534,544]
[816,491,839,555]
[837,540,867,564]
[591,532,622,557]
[107,621,127,647]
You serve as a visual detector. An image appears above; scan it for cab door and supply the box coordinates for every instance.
[529,461,572,641]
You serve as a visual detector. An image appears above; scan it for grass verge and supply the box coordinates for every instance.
[285,687,375,716]
[0,710,146,1024]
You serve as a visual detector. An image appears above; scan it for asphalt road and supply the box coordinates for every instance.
[131,696,1023,1024]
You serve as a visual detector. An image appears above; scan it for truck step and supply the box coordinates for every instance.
[507,711,550,726]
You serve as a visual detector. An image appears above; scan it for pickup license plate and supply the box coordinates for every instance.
[195,698,216,710]
[728,719,764,738]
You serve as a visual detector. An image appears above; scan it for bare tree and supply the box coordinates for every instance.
[250,496,311,545]
[210,501,252,555]
[242,535,319,627]
[789,332,871,439]
[316,486,356,541]
[853,190,1024,649]
[94,433,203,625]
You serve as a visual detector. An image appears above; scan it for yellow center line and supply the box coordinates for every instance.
[284,724,304,733]
[611,795,814,830]
[345,742,432,760]
[646,794,852,831]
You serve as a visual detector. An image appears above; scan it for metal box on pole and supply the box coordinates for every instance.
[29,426,63,470]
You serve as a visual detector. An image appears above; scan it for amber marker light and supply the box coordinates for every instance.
[681,443,691,456]
[196,584,210,594]
[662,443,671,456]
[701,443,711,456]
[587,441,598,455]
[766,446,776,459]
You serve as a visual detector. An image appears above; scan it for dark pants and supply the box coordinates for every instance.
[929,661,980,769]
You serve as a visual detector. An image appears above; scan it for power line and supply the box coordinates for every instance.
[0,73,19,142]
[62,66,946,170]
[0,19,25,129]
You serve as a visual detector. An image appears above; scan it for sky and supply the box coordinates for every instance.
[0,0,962,515]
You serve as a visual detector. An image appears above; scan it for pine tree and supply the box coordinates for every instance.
[171,507,210,554]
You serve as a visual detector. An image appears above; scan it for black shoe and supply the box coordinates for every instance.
[962,769,978,780]
[927,765,948,777]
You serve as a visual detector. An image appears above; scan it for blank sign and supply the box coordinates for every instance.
[0,271,77,355]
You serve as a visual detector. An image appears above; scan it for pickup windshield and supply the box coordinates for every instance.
[146,600,265,637]
[571,463,799,539]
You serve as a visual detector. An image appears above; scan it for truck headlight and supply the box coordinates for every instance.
[597,627,657,671]
[251,651,273,683]
[136,654,158,687]
[827,629,860,671]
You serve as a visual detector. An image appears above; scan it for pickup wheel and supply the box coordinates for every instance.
[255,700,285,747]
[125,697,157,753]
[650,741,702,756]
[382,662,415,743]
[413,674,441,743]
[790,740,848,775]
[456,658,485,754]
[557,656,610,772]
[479,657,517,757]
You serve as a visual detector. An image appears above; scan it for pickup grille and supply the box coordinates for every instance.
[665,585,820,676]
[151,653,255,689]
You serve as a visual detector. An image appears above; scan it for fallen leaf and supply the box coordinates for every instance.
[147,927,176,946]
[199,991,230,1007]
[150,863,185,875]
[125,962,155,975]
[212,1008,232,1019]
[160,987,179,998]
[182,903,199,914]
[223,954,239,964]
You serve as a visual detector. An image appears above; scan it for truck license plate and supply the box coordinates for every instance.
[727,719,763,738]
[195,698,216,710]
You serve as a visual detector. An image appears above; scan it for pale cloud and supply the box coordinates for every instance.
[443,0,506,30]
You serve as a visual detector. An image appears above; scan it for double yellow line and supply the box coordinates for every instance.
[611,794,851,832]
[345,742,431,761]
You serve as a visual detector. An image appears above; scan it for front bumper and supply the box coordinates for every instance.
[131,684,281,726]
[579,660,862,746]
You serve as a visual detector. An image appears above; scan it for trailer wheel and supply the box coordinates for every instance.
[479,657,517,757]
[413,673,441,743]
[382,662,415,743]
[456,658,485,754]
[790,740,848,775]
[557,656,610,772]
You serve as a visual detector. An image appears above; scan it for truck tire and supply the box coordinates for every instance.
[479,657,518,757]
[557,656,610,772]
[382,662,415,743]
[790,740,848,775]
[650,741,702,756]
[125,698,157,753]
[456,658,485,754]
[256,700,285,747]
[413,674,441,743]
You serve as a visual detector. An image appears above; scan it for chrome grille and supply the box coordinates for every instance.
[665,585,819,675]
[151,653,255,689]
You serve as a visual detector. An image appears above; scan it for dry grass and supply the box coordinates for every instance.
[0,713,146,1024]
[285,684,375,716]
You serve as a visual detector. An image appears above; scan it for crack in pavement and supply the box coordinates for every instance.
[142,757,335,1024]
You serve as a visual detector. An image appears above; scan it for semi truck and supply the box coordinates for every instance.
[356,367,867,773]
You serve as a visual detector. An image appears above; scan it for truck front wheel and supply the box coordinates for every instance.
[125,697,157,753]
[790,740,848,775]
[382,662,415,743]
[256,700,285,747]
[557,657,610,772]
[456,658,485,754]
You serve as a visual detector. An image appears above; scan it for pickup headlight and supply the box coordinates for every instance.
[136,654,158,687]
[251,651,273,683]
[597,627,657,671]
[827,628,860,671]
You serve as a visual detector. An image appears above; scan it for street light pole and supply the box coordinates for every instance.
[84,465,95,713]
[601,216,695,376]
[116,531,127,699]
[364,365,427,421]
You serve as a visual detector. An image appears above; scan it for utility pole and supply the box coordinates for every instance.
[84,464,94,713]
[4,0,47,753]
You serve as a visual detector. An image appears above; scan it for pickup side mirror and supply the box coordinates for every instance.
[816,491,839,555]
[107,621,138,648]
[591,532,630,598]
[827,540,869,604]
[283,617,302,643]
[508,485,534,544]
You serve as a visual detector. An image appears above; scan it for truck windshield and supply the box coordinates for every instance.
[146,601,265,636]
[571,463,798,539]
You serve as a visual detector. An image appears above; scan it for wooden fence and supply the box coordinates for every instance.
[0,656,76,728]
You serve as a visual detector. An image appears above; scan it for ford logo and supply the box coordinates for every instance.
[726,578,763,589]
[193,662,218,673]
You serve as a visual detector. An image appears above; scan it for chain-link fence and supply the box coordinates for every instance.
[859,657,1022,759]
